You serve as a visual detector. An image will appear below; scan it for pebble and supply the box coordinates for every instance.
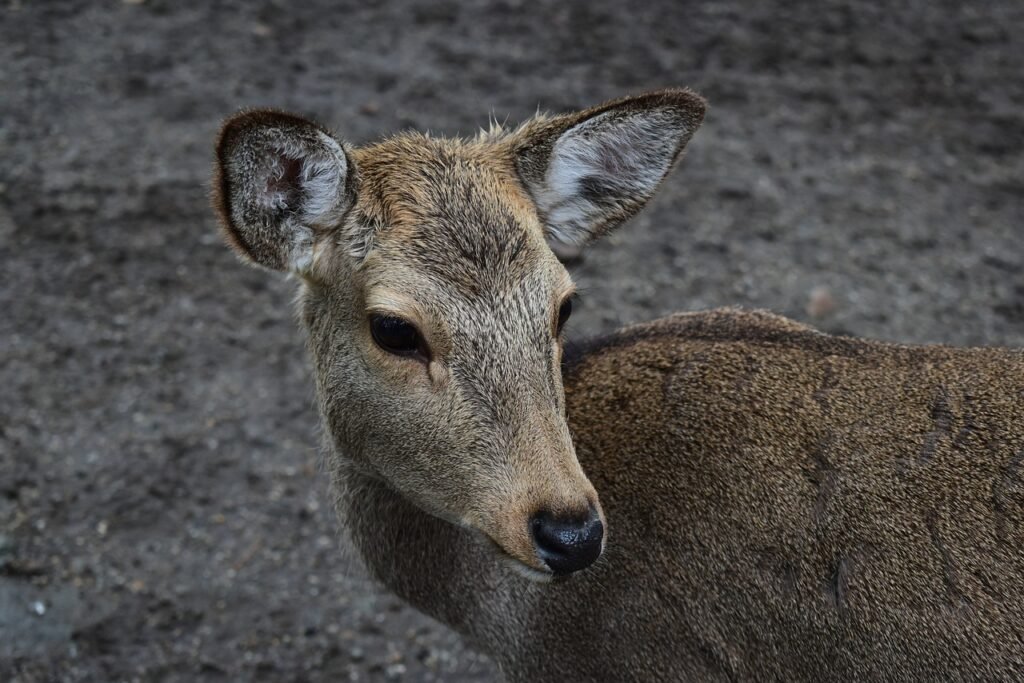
[806,286,837,318]
[0,534,12,557]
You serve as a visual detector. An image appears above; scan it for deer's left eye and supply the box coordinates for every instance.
[556,297,573,335]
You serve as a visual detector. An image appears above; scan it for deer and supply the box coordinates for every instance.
[212,89,1024,681]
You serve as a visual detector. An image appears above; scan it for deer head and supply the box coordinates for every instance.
[213,90,705,580]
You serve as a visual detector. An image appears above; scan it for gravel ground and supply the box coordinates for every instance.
[1,1,1022,681]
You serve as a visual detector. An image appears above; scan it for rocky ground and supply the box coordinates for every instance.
[1,0,1022,681]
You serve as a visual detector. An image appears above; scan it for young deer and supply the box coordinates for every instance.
[213,90,1024,681]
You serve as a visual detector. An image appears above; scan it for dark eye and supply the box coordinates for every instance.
[556,297,573,335]
[370,314,427,359]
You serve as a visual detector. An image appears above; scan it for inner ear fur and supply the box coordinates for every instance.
[511,88,706,245]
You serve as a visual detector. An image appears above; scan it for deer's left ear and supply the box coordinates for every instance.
[512,89,705,246]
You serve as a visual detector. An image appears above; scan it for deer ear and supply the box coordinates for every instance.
[513,89,705,246]
[213,110,355,272]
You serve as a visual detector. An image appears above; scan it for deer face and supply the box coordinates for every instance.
[213,91,704,580]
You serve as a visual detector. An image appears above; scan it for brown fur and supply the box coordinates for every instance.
[344,309,1024,681]
[212,90,1024,681]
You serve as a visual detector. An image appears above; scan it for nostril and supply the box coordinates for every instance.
[529,508,604,576]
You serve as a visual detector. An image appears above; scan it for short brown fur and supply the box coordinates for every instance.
[212,90,1024,681]
[344,309,1024,680]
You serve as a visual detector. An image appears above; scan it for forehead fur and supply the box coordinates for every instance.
[349,133,555,298]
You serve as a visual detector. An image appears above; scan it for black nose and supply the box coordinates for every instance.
[530,507,604,575]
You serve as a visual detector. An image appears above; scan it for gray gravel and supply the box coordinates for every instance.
[1,0,1022,681]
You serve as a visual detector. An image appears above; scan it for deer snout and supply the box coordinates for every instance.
[530,505,604,575]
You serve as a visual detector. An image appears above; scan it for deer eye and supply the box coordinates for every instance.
[370,314,428,359]
[556,297,573,335]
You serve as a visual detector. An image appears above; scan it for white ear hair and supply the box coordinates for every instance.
[291,132,348,225]
[531,108,695,245]
[259,132,347,271]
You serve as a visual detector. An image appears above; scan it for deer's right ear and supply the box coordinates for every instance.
[213,110,355,273]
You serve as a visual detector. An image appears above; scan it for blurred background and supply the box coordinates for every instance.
[1,0,1022,681]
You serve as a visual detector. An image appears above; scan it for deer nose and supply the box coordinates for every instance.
[530,506,604,575]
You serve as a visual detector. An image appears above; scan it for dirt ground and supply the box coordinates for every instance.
[1,0,1022,681]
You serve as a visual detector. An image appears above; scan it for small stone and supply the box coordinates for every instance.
[0,534,12,556]
[717,182,751,199]
[806,286,837,318]
[31,600,46,616]
[0,205,15,245]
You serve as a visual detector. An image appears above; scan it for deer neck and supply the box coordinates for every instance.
[334,467,532,653]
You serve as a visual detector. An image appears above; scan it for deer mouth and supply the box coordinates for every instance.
[476,531,555,583]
